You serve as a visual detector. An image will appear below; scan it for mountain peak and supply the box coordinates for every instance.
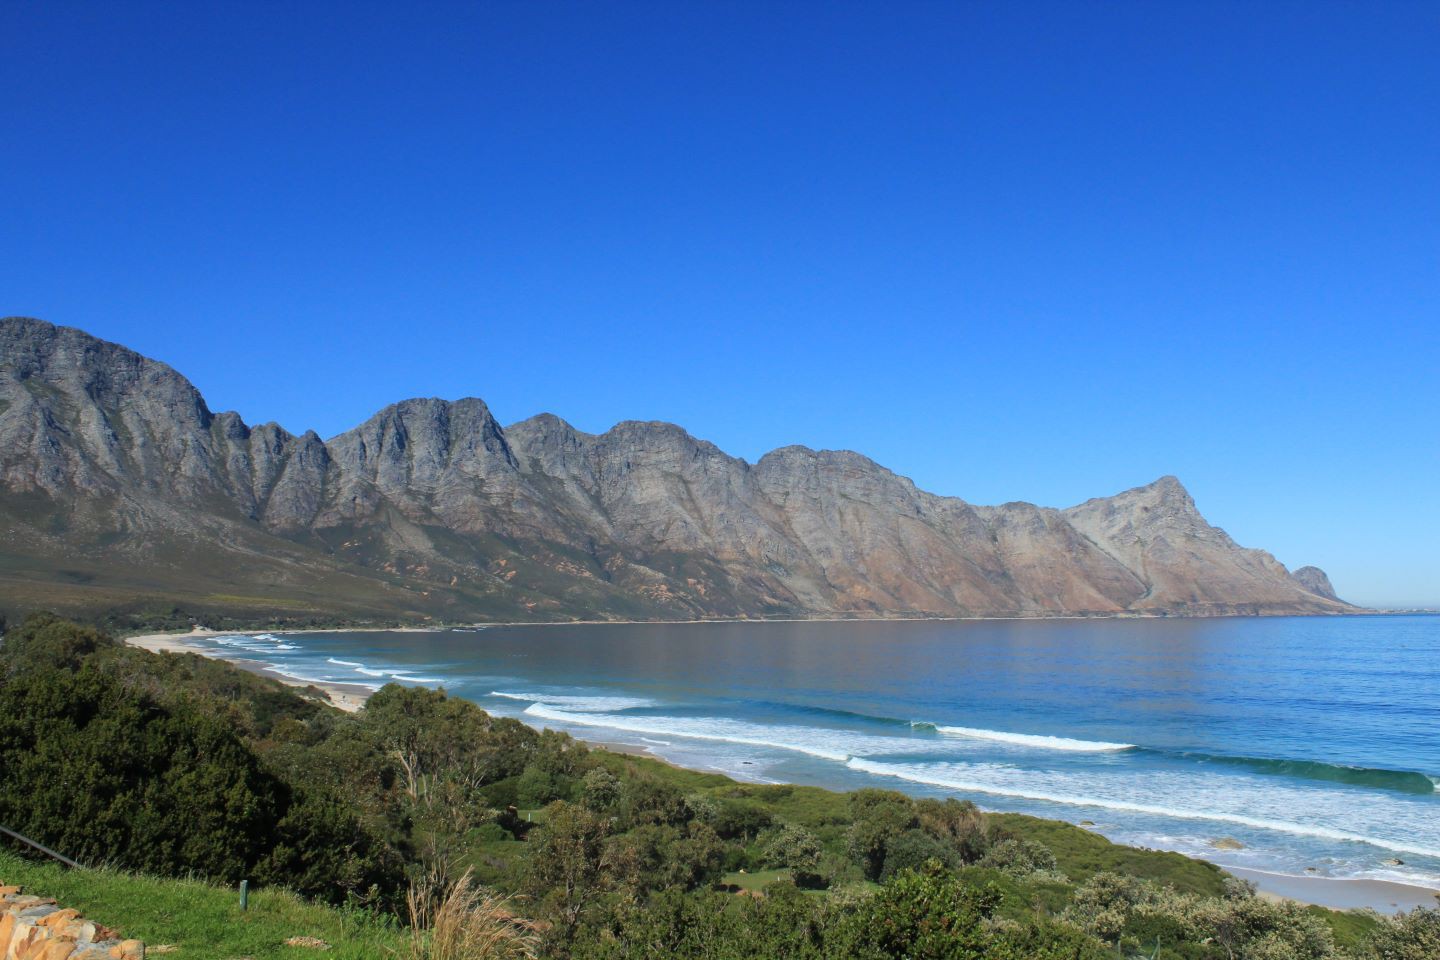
[1291,565,1343,603]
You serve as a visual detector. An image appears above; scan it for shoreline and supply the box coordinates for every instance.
[124,630,1440,915]
[117,606,1401,648]
[1229,866,1439,913]
[126,633,374,712]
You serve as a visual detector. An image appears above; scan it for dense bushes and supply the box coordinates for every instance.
[843,790,1001,882]
[0,659,281,878]
[571,867,1106,959]
[1065,871,1344,959]
[1368,907,1440,960]
[0,614,398,905]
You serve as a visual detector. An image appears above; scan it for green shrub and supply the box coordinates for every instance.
[915,798,989,863]
[845,789,918,880]
[1369,907,1440,960]
[707,798,774,841]
[0,614,400,906]
[843,867,1105,960]
[1066,870,1340,958]
[879,829,958,881]
[516,765,569,807]
[977,837,1058,878]
[578,768,621,811]
[761,823,823,871]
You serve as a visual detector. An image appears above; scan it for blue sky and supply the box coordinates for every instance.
[3,2,1436,607]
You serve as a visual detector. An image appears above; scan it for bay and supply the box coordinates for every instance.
[194,614,1440,891]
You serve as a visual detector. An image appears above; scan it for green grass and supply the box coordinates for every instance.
[1312,904,1384,954]
[0,850,410,960]
[721,868,792,892]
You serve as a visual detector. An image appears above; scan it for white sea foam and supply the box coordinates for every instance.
[215,637,261,648]
[491,691,656,712]
[355,667,387,677]
[327,658,363,667]
[933,725,1134,752]
[390,673,444,684]
[262,664,385,692]
[845,758,1440,859]
[522,704,855,762]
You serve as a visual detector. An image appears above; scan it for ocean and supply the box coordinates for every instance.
[193,615,1440,893]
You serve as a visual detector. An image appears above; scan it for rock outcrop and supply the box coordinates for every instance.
[0,884,143,959]
[0,317,1357,623]
[1290,565,1341,603]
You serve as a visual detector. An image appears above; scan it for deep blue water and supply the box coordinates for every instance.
[196,615,1440,889]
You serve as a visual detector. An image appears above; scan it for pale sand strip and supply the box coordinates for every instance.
[126,632,372,712]
[1228,866,1439,913]
[124,631,1440,914]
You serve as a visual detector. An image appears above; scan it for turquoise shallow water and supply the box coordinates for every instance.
[197,615,1440,890]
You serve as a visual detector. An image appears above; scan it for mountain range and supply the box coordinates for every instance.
[0,316,1354,626]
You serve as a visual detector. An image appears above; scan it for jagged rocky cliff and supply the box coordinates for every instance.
[0,317,1355,623]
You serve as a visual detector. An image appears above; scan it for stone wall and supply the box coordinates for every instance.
[0,885,143,959]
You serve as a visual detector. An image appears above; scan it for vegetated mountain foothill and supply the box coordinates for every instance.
[3,614,1436,959]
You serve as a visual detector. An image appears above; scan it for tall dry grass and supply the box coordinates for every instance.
[407,870,538,960]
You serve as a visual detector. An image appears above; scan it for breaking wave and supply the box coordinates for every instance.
[934,725,1134,752]
[845,758,1440,859]
[521,704,854,762]
[491,691,656,712]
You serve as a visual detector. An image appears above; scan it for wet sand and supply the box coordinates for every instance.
[1229,866,1438,913]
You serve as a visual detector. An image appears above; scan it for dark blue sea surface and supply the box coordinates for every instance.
[196,615,1440,888]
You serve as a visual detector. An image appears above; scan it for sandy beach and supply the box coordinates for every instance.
[124,627,1440,915]
[1232,866,1439,913]
[126,630,374,713]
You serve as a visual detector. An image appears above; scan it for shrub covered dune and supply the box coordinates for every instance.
[1,614,1436,959]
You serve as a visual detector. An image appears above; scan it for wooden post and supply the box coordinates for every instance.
[240,879,249,911]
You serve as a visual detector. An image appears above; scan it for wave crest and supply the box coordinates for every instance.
[521,704,853,762]
[1170,752,1436,795]
[934,725,1135,752]
[491,691,655,712]
[845,758,1440,859]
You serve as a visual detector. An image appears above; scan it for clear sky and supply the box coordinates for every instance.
[3,2,1436,607]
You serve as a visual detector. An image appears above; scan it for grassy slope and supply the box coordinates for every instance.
[0,850,409,960]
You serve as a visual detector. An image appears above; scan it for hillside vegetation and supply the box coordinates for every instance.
[2,614,1434,959]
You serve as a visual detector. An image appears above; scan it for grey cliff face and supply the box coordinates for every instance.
[1290,565,1340,602]
[0,316,1356,622]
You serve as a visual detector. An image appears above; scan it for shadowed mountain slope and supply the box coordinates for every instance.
[0,317,1355,624]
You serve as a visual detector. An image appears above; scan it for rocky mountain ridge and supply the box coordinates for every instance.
[0,317,1355,624]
